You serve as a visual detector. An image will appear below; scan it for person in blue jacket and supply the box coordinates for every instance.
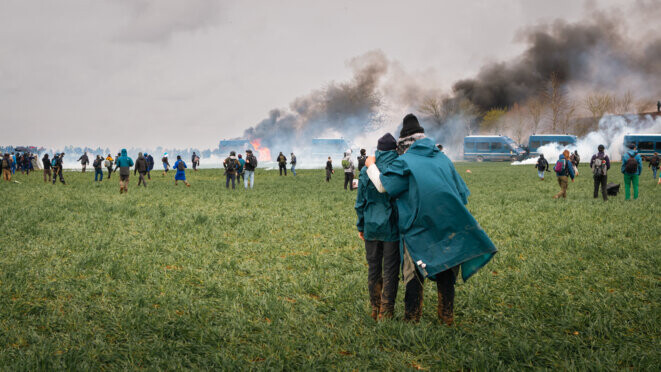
[553,150,575,199]
[115,148,134,194]
[621,143,643,200]
[355,133,400,321]
[173,155,190,187]
[365,114,497,324]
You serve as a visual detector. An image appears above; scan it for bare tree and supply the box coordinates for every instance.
[544,73,568,132]
[560,103,576,133]
[617,90,634,114]
[418,95,444,126]
[507,103,529,144]
[527,97,544,134]
[584,92,614,125]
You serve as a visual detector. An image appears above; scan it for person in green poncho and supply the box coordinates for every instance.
[355,133,400,321]
[365,114,497,325]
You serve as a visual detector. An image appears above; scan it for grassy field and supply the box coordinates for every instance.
[0,163,659,370]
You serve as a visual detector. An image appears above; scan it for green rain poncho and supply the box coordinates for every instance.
[376,137,497,281]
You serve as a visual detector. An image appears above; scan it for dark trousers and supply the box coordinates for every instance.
[365,240,400,314]
[137,172,147,187]
[279,164,287,176]
[94,168,103,181]
[593,174,607,201]
[226,173,236,189]
[404,267,456,320]
[344,172,354,190]
[52,168,65,184]
[326,169,332,182]
[147,170,151,180]
[107,167,113,179]
[237,172,244,183]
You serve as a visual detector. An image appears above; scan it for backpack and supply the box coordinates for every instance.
[554,159,566,173]
[104,160,111,168]
[650,156,660,168]
[162,157,167,163]
[342,159,350,169]
[51,158,58,167]
[177,161,185,171]
[226,158,237,171]
[93,159,101,168]
[249,155,257,168]
[537,159,546,170]
[624,153,638,174]
[592,156,607,176]
[1,158,8,169]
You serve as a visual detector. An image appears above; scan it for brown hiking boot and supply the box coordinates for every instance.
[370,307,379,321]
[437,291,454,326]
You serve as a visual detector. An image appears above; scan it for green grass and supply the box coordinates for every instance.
[1,164,659,370]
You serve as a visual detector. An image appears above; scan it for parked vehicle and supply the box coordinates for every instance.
[623,134,661,160]
[463,135,525,162]
[527,134,577,157]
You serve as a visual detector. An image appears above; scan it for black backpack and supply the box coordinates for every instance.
[177,161,185,171]
[93,159,101,168]
[226,158,237,171]
[1,158,8,169]
[624,153,638,174]
[248,155,257,168]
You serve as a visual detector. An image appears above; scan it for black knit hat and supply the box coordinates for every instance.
[377,133,397,151]
[400,113,424,138]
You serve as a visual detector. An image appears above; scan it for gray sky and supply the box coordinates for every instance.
[0,0,627,149]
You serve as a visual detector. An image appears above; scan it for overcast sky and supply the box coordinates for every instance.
[0,0,628,149]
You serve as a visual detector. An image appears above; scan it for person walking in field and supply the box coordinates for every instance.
[134,152,148,187]
[342,151,355,190]
[647,152,659,180]
[590,145,610,201]
[1,153,12,182]
[621,143,642,200]
[237,154,245,184]
[290,152,297,176]
[357,148,367,172]
[105,154,114,179]
[78,152,89,172]
[162,153,170,175]
[145,153,154,179]
[535,154,548,180]
[191,152,198,171]
[355,133,400,321]
[173,155,190,187]
[553,150,575,199]
[115,149,134,194]
[365,114,497,324]
[93,155,104,182]
[223,151,239,189]
[326,157,334,182]
[42,153,52,183]
[52,153,66,185]
[244,149,257,189]
[10,153,16,175]
[277,152,287,176]
[569,150,580,176]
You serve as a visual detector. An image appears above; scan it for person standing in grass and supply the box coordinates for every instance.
[191,152,198,171]
[647,152,659,180]
[237,154,245,184]
[553,150,575,199]
[244,149,257,189]
[325,157,334,182]
[105,154,114,179]
[357,148,367,172]
[590,145,610,201]
[10,153,16,175]
[535,154,548,180]
[1,153,12,182]
[52,153,66,185]
[162,153,170,176]
[145,153,154,179]
[78,152,89,173]
[173,155,190,187]
[93,155,104,182]
[134,152,148,187]
[115,149,134,194]
[621,143,642,200]
[290,152,297,176]
[365,114,497,324]
[42,153,52,183]
[355,133,400,321]
[570,150,580,176]
[342,151,355,190]
[223,151,239,189]
[277,152,287,176]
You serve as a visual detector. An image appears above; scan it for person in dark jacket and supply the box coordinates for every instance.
[355,134,400,320]
[621,144,642,200]
[145,153,154,179]
[647,152,659,180]
[244,150,257,189]
[590,145,611,201]
[237,154,245,183]
[134,152,148,187]
[42,154,52,183]
[357,149,367,171]
[553,150,575,199]
[52,153,66,185]
[22,154,31,175]
[535,154,548,180]
[325,157,333,182]
[162,154,170,175]
[93,155,104,182]
[115,149,134,194]
[365,114,497,324]
[78,153,89,172]
[1,153,12,182]
[223,151,239,189]
[569,150,580,176]
[277,152,287,176]
[173,155,190,187]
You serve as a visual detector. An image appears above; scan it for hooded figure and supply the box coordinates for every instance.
[134,152,148,187]
[115,149,134,194]
[621,144,642,200]
[223,151,239,189]
[355,133,400,320]
[277,152,287,176]
[342,151,355,190]
[365,114,497,324]
[535,154,548,180]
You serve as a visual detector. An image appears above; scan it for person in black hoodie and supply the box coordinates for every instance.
[146,153,154,179]
[93,155,104,182]
[277,152,287,176]
[535,154,548,180]
[243,149,257,189]
[52,153,66,185]
[134,152,148,187]
[325,157,333,182]
[78,152,89,172]
[42,154,52,183]
[357,149,367,171]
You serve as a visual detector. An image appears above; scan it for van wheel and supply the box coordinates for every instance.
[476,156,484,162]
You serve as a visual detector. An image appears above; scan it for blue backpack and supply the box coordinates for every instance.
[51,158,57,167]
